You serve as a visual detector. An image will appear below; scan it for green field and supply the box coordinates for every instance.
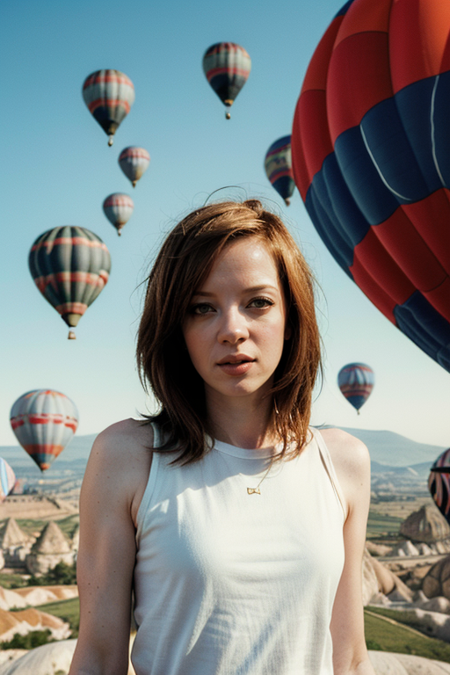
[367,511,403,538]
[36,597,80,637]
[364,609,450,662]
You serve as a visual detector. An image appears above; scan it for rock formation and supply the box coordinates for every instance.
[0,639,77,674]
[0,520,34,568]
[363,549,413,604]
[0,607,70,643]
[400,504,450,543]
[0,585,78,611]
[422,555,450,600]
[25,522,74,576]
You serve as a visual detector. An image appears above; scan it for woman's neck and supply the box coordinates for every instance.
[205,391,277,450]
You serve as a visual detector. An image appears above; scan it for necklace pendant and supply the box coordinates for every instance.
[247,487,261,495]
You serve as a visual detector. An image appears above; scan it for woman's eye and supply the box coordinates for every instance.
[249,297,274,309]
[191,303,214,315]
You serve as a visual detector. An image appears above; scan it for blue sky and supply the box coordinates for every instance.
[1,0,449,450]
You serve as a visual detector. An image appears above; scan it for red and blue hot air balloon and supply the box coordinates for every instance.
[338,363,374,414]
[429,448,450,524]
[118,146,150,187]
[103,193,134,236]
[203,42,251,119]
[264,136,295,206]
[292,0,450,373]
[82,69,135,146]
[10,390,79,472]
[29,226,111,339]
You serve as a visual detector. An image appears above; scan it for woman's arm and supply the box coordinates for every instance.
[322,429,376,675]
[69,420,152,675]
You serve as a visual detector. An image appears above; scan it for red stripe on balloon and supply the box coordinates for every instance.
[88,100,131,114]
[31,237,108,251]
[55,302,88,315]
[328,32,391,143]
[206,67,250,82]
[333,0,391,50]
[351,227,416,305]
[83,74,134,89]
[402,191,450,276]
[390,0,450,93]
[292,90,331,198]
[24,444,64,454]
[374,208,447,293]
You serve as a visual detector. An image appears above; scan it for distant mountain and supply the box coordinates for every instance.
[0,434,98,475]
[334,427,446,468]
[0,428,446,474]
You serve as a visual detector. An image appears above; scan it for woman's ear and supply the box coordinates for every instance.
[284,322,292,340]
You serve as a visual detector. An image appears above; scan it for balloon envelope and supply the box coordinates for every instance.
[10,390,79,472]
[29,226,111,333]
[118,146,150,187]
[429,448,450,524]
[0,458,15,502]
[203,43,251,116]
[82,69,135,145]
[103,193,134,235]
[291,0,450,372]
[264,135,295,205]
[338,363,374,412]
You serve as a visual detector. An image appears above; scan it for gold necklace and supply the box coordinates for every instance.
[247,458,274,495]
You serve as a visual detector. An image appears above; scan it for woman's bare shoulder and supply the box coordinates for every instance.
[84,419,153,493]
[89,418,154,464]
[317,427,369,466]
[316,427,371,512]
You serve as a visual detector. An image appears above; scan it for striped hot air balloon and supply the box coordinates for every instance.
[264,136,295,206]
[0,458,16,502]
[337,363,374,414]
[429,448,450,524]
[202,42,251,119]
[82,69,135,146]
[118,146,150,187]
[103,193,134,236]
[291,0,450,373]
[10,390,79,472]
[29,226,111,339]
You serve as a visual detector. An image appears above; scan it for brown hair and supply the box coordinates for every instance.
[136,199,322,464]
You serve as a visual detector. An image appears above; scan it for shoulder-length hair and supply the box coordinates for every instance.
[136,199,322,464]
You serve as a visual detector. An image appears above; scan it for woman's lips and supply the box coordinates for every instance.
[217,360,255,376]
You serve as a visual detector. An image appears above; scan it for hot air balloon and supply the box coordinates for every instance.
[338,363,374,414]
[103,193,134,236]
[264,136,295,206]
[291,0,450,373]
[202,42,251,119]
[29,226,111,339]
[82,69,135,146]
[0,458,16,502]
[10,390,78,472]
[429,448,450,524]
[119,146,150,187]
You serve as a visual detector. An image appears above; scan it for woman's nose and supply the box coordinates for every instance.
[217,308,249,344]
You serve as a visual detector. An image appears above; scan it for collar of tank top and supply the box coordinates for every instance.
[212,437,287,459]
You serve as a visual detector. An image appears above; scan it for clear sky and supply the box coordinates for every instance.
[1,0,449,450]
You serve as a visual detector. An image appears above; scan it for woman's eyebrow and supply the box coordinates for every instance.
[193,285,279,298]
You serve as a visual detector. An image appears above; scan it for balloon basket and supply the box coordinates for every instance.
[108,136,114,147]
[225,111,231,120]
[68,330,76,340]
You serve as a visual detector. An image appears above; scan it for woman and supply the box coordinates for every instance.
[69,200,375,675]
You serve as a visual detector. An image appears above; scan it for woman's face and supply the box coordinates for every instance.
[182,237,290,406]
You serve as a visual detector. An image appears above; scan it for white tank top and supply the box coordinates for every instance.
[132,426,346,675]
